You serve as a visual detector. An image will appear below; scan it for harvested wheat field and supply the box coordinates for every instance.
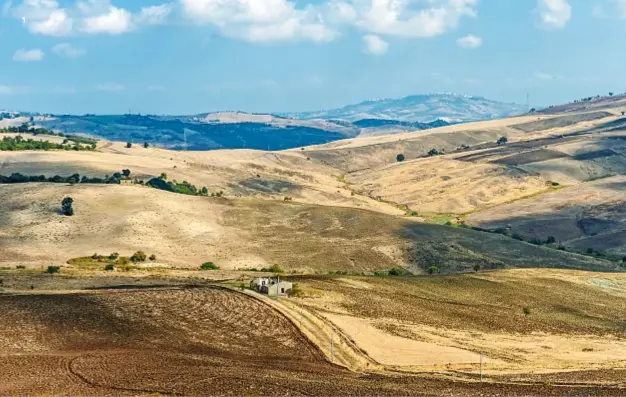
[290,269,626,380]
[1,282,626,396]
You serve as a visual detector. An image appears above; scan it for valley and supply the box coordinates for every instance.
[1,93,626,396]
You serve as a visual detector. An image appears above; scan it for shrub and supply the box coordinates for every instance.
[497,136,508,145]
[407,211,418,217]
[149,254,156,261]
[396,153,405,162]
[130,251,147,263]
[61,197,74,216]
[546,236,556,244]
[587,248,594,254]
[512,233,524,241]
[201,262,219,270]
[126,142,132,148]
[373,270,388,277]
[104,264,115,271]
[473,264,480,273]
[261,264,284,273]
[286,283,303,297]
[427,266,439,275]
[522,306,531,316]
[46,266,60,274]
[109,252,119,260]
[388,267,410,276]
[122,169,131,178]
[143,142,149,148]
[551,182,560,187]
[16,265,26,269]
[116,257,130,266]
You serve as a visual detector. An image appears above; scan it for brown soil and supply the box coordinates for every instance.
[1,284,625,396]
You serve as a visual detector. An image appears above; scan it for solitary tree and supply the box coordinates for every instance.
[122,169,131,179]
[61,197,74,216]
[159,173,168,180]
[396,153,405,162]
[609,92,614,96]
[130,251,147,263]
[473,264,481,273]
[497,136,508,145]
[126,142,132,148]
[143,142,150,148]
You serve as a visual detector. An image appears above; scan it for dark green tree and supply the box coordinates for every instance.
[396,153,405,162]
[61,197,74,216]
[126,142,132,148]
[122,169,131,178]
[143,142,149,148]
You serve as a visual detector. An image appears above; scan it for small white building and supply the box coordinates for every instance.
[250,277,293,297]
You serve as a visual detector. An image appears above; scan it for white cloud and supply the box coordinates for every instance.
[12,48,45,61]
[534,0,571,29]
[51,42,86,57]
[534,72,554,80]
[80,4,131,34]
[362,34,388,55]
[329,0,478,38]
[135,3,172,25]
[96,82,125,91]
[0,85,14,94]
[613,0,626,18]
[10,0,170,36]
[456,34,481,48]
[180,0,336,42]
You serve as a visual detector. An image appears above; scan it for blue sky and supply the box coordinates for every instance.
[1,0,626,115]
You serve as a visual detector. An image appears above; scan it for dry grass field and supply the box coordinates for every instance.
[291,269,626,379]
[0,183,617,273]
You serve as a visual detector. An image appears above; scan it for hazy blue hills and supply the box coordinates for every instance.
[282,93,526,123]
[2,93,525,151]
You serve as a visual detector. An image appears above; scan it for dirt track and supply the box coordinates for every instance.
[1,285,626,396]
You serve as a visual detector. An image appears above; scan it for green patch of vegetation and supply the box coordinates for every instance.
[0,169,136,185]
[0,135,95,151]
[396,153,405,162]
[261,264,284,273]
[286,283,303,297]
[200,262,220,270]
[104,264,115,271]
[427,265,439,275]
[523,306,531,316]
[68,251,155,271]
[46,266,60,274]
[146,175,218,197]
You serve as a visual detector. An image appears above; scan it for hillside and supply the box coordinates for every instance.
[282,93,526,122]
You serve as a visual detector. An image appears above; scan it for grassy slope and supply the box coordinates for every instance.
[0,183,618,273]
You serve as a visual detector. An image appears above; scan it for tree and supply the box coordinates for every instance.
[61,197,74,216]
[609,92,614,96]
[46,266,60,274]
[130,251,147,263]
[396,153,405,162]
[546,236,556,244]
[472,264,480,273]
[159,173,167,180]
[149,254,156,261]
[143,142,149,148]
[497,136,508,145]
[523,306,531,316]
[122,169,131,179]
[201,262,219,270]
[427,265,438,275]
[126,142,132,148]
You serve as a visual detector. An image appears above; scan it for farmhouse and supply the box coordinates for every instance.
[250,277,293,297]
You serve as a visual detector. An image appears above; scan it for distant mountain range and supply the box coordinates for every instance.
[281,93,526,123]
[1,93,525,151]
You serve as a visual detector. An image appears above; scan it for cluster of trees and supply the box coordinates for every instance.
[87,251,157,271]
[201,261,220,270]
[146,174,223,197]
[427,148,444,157]
[1,123,97,146]
[0,170,132,185]
[0,135,95,151]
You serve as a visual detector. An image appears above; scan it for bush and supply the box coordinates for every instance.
[108,252,119,260]
[473,264,480,273]
[126,142,132,148]
[116,257,130,266]
[396,153,405,162]
[130,251,147,263]
[523,306,531,316]
[61,197,74,216]
[587,248,594,254]
[426,266,439,275]
[546,236,556,244]
[104,264,115,271]
[143,142,149,148]
[497,136,508,145]
[46,266,60,274]
[261,264,284,273]
[149,254,156,261]
[286,283,303,297]
[201,262,220,270]
[388,267,410,276]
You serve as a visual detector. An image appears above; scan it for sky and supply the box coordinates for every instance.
[1,0,626,115]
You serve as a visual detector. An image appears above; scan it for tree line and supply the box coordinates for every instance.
[0,135,95,151]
